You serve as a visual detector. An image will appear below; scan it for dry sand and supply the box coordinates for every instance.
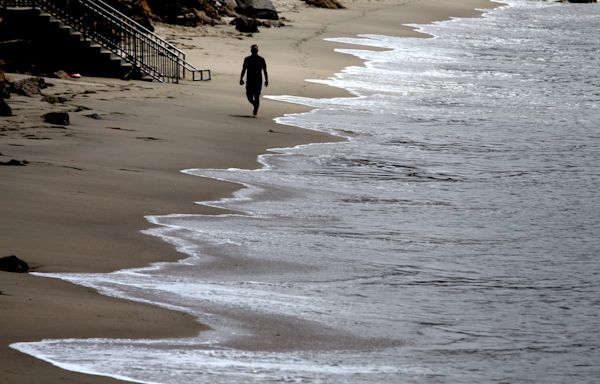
[1,1,499,383]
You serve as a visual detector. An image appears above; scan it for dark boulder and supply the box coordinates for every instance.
[0,98,11,116]
[235,0,279,20]
[0,255,30,273]
[43,111,70,125]
[232,15,259,33]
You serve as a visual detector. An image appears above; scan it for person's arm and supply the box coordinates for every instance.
[240,59,247,85]
[263,60,269,87]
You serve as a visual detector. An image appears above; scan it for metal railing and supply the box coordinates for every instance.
[2,0,210,82]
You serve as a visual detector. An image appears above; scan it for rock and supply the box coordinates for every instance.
[10,77,48,97]
[122,67,143,81]
[195,10,216,26]
[0,255,30,273]
[256,18,284,28]
[0,159,28,166]
[43,112,70,125]
[143,0,221,25]
[84,113,102,119]
[103,0,155,31]
[302,0,345,8]
[235,0,279,20]
[0,97,12,116]
[0,69,10,116]
[1,75,10,99]
[219,0,239,16]
[131,14,155,31]
[232,15,259,33]
[53,70,70,79]
[42,95,68,104]
[195,0,221,20]
[176,12,198,26]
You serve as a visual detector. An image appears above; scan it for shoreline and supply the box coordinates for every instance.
[0,1,500,383]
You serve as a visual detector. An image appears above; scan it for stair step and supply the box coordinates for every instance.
[70,34,84,42]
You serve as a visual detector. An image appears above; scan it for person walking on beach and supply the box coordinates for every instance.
[240,44,268,117]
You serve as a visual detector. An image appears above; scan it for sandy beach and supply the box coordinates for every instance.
[1,1,498,382]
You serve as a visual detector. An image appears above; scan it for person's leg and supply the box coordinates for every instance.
[246,89,254,106]
[252,93,260,116]
[245,91,260,116]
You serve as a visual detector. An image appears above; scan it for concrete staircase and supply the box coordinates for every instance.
[2,0,210,82]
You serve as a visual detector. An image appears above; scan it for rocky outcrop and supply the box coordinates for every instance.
[140,0,280,26]
[235,0,279,20]
[141,0,224,26]
[0,255,30,273]
[103,0,156,31]
[9,77,48,97]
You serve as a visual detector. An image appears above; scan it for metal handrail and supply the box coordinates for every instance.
[2,0,210,82]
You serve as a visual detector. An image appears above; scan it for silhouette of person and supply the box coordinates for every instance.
[240,44,268,117]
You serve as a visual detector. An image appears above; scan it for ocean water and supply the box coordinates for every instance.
[12,1,600,383]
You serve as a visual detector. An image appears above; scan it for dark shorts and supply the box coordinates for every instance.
[246,82,262,95]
